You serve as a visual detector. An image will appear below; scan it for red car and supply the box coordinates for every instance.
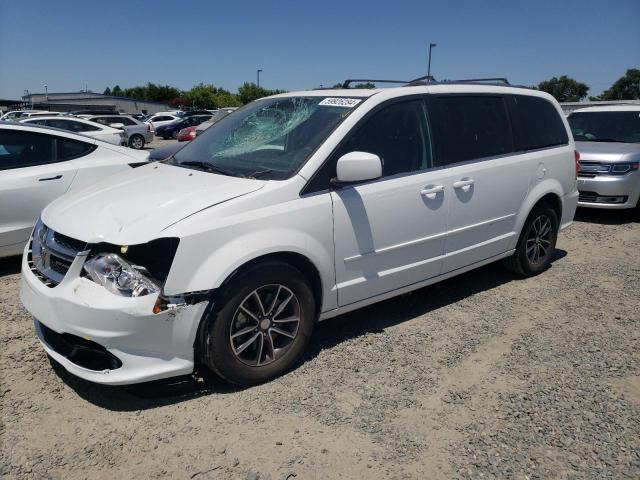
[177,126,197,141]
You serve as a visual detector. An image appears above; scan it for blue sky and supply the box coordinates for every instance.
[1,0,638,99]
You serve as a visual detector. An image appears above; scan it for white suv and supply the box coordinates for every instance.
[20,81,578,386]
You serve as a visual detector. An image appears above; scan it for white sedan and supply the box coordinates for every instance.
[20,116,125,145]
[0,123,149,258]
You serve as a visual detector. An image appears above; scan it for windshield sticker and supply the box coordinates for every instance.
[319,98,362,108]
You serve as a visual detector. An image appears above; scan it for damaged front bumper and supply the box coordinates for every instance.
[20,251,208,385]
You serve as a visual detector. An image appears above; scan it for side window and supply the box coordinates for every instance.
[73,121,101,132]
[338,100,432,177]
[56,137,97,161]
[92,117,110,125]
[28,119,47,126]
[431,95,513,166]
[511,95,569,150]
[0,130,54,170]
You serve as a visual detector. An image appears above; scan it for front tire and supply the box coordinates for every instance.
[128,134,145,150]
[171,130,179,139]
[503,203,559,276]
[198,261,316,386]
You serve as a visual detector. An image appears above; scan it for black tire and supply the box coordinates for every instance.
[128,134,145,150]
[171,130,179,139]
[503,203,559,276]
[197,261,316,386]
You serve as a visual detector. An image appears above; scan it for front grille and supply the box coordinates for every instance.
[37,321,122,371]
[578,161,610,177]
[28,220,88,287]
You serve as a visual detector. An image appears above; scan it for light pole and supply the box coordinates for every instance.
[44,84,48,101]
[427,43,437,81]
[257,69,263,87]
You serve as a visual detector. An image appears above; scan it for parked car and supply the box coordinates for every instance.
[0,122,149,258]
[85,115,154,150]
[177,126,197,142]
[155,115,212,139]
[568,105,640,217]
[147,114,182,129]
[1,111,60,121]
[20,83,578,387]
[149,142,186,161]
[66,110,119,116]
[20,117,126,146]
[194,108,238,137]
[131,114,149,122]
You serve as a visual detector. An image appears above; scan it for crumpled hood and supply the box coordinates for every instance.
[576,141,640,163]
[42,162,265,245]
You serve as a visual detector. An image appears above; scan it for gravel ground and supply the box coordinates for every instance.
[1,209,638,479]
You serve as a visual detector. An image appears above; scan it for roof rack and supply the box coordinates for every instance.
[341,79,410,89]
[406,76,510,86]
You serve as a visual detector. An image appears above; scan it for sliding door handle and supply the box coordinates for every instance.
[39,175,62,182]
[453,178,474,192]
[420,185,444,199]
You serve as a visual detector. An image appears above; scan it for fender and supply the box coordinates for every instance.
[164,228,337,312]
[510,178,564,249]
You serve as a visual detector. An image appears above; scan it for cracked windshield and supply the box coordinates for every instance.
[171,96,363,179]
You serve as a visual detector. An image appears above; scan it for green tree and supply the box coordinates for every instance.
[237,82,286,104]
[353,82,376,89]
[538,75,589,102]
[103,87,112,95]
[184,83,242,109]
[111,85,123,96]
[600,69,640,100]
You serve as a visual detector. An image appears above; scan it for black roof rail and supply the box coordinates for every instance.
[445,77,510,85]
[406,75,437,85]
[341,79,410,89]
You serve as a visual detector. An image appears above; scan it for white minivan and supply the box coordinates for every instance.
[20,81,579,386]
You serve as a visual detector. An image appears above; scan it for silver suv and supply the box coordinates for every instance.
[569,105,640,218]
[86,115,154,150]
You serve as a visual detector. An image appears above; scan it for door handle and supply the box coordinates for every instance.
[39,175,62,182]
[453,178,474,192]
[420,185,444,199]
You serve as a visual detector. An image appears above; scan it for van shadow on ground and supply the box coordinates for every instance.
[52,249,567,411]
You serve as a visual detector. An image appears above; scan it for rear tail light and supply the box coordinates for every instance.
[574,150,580,177]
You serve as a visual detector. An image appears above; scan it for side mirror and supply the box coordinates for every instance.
[109,123,125,129]
[334,151,382,185]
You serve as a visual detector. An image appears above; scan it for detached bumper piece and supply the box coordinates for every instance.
[36,320,122,371]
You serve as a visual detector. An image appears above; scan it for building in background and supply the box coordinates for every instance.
[18,91,171,115]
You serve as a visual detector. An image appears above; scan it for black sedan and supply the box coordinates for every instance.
[155,114,212,139]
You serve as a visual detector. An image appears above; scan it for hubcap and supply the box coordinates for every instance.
[229,284,301,366]
[525,214,552,265]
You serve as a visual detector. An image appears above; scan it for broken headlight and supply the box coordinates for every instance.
[84,253,160,297]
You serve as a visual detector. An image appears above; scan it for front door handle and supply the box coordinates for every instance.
[453,178,474,192]
[39,175,62,182]
[420,185,444,199]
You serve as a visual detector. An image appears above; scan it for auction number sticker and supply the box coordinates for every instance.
[319,98,362,108]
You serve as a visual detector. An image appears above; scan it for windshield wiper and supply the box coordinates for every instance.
[248,168,274,179]
[176,160,241,177]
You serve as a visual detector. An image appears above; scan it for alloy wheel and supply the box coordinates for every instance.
[229,284,301,367]
[525,214,552,265]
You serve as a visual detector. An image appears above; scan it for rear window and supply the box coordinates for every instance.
[431,95,513,166]
[511,95,568,150]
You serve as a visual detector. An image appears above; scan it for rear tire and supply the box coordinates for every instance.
[128,134,145,150]
[197,261,316,386]
[172,130,179,139]
[503,203,559,276]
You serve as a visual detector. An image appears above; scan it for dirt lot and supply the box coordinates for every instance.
[1,209,639,480]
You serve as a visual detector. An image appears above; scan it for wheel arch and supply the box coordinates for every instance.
[217,251,324,317]
[513,180,564,247]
